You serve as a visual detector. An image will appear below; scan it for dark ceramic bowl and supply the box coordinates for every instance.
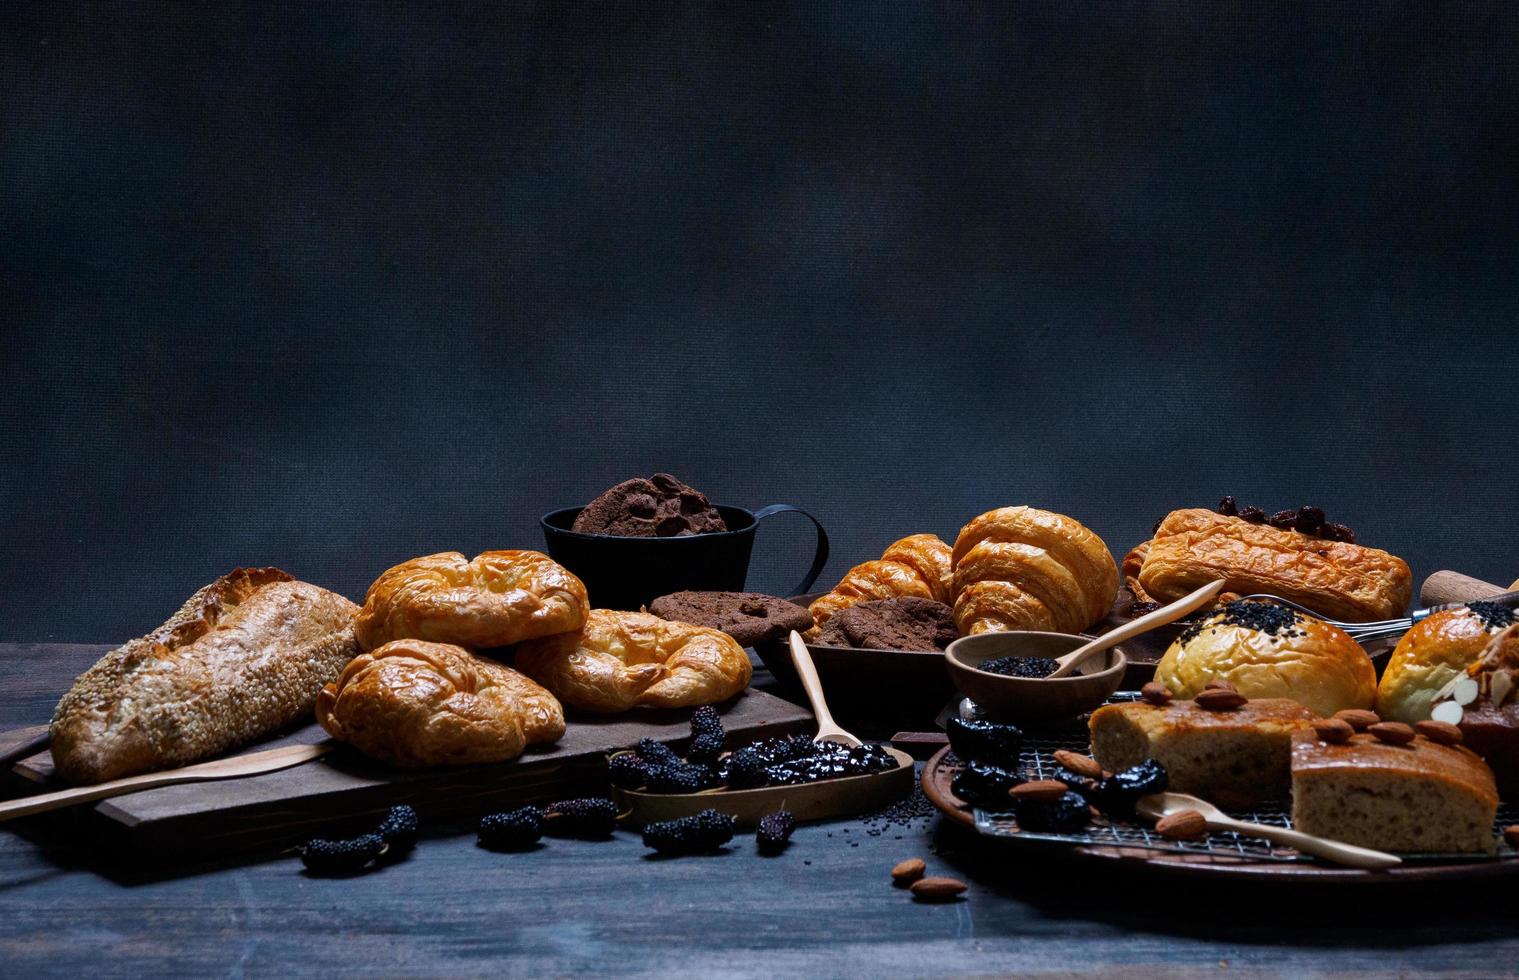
[540,504,828,611]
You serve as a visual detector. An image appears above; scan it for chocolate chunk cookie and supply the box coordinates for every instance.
[649,591,814,647]
[572,473,728,537]
[817,598,959,652]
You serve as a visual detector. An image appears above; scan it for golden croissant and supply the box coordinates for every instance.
[805,533,953,638]
[951,506,1118,635]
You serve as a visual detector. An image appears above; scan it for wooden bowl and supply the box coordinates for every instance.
[944,632,1127,723]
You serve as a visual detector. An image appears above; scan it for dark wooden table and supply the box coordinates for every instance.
[3,643,1517,977]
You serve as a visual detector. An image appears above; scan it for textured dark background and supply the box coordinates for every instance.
[3,2,1518,642]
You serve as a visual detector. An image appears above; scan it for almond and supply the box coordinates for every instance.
[1009,780,1069,804]
[910,876,967,902]
[1194,687,1247,711]
[1203,679,1239,693]
[1312,718,1355,744]
[1504,825,1519,849]
[1155,809,1208,841]
[1334,708,1380,732]
[1368,721,1416,746]
[1053,750,1103,780]
[1140,681,1172,706]
[891,858,926,885]
[1415,720,1463,746]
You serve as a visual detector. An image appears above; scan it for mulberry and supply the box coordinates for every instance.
[643,762,723,794]
[544,797,620,837]
[299,834,386,874]
[377,805,418,853]
[642,809,736,855]
[756,810,795,855]
[478,806,544,850]
[607,753,648,790]
[636,738,683,768]
[687,706,725,764]
[725,735,821,788]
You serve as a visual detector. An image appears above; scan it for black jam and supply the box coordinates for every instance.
[978,656,1059,679]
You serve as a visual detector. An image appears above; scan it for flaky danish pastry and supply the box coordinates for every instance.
[51,567,359,783]
[950,506,1118,635]
[355,550,589,651]
[1138,509,1411,623]
[315,640,565,767]
[515,609,752,713]
[805,534,953,638]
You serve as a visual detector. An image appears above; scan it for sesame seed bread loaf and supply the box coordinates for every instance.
[50,568,360,783]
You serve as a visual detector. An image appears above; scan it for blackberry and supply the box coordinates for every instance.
[299,834,386,874]
[377,805,419,853]
[1094,759,1168,817]
[642,808,735,855]
[636,738,683,768]
[544,797,620,837]
[1014,790,1091,833]
[950,761,1025,808]
[687,706,725,764]
[607,753,649,790]
[756,810,795,855]
[945,717,1024,768]
[478,806,543,850]
[643,762,723,794]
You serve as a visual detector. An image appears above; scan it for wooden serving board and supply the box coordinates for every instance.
[8,689,812,861]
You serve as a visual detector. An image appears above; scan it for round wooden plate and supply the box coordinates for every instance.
[922,746,1519,884]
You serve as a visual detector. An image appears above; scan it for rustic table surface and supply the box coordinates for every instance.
[2,643,1516,978]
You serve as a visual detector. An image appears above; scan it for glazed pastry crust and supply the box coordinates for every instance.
[315,640,565,767]
[355,550,589,651]
[1377,607,1512,723]
[805,534,953,638]
[51,568,360,783]
[515,609,753,713]
[950,506,1118,635]
[1138,509,1411,622]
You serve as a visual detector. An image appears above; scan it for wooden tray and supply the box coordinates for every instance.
[922,746,1519,884]
[7,689,812,861]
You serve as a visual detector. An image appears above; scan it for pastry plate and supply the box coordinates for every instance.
[921,698,1519,884]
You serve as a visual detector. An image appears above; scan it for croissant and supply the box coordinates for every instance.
[805,534,953,638]
[515,609,753,714]
[951,506,1118,635]
[355,550,589,651]
[315,639,565,767]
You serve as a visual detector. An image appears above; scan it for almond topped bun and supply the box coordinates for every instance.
[1376,602,1519,724]
[1155,600,1375,718]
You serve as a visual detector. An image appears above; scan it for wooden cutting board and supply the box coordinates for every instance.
[8,689,812,861]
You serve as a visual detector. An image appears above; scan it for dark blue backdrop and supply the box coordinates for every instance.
[4,2,1517,641]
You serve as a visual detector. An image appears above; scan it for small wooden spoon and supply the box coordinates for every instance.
[0,742,329,822]
[788,630,863,747]
[1047,580,1226,679]
[1137,791,1402,870]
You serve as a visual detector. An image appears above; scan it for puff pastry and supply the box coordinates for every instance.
[315,640,565,767]
[1138,509,1411,623]
[51,568,359,783]
[355,550,589,651]
[950,506,1118,635]
[515,609,753,713]
[805,534,953,638]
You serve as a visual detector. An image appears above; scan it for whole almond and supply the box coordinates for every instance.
[1140,681,1172,706]
[1334,708,1380,732]
[1504,825,1519,849]
[1415,720,1463,746]
[910,876,967,902]
[1312,718,1355,744]
[1053,750,1103,780]
[891,858,926,885]
[1009,780,1069,804]
[1203,680,1239,693]
[1155,809,1208,841]
[1194,687,1247,711]
[1368,721,1416,746]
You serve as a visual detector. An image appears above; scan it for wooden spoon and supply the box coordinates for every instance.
[0,742,329,822]
[1047,580,1226,679]
[1136,791,1402,870]
[788,629,863,747]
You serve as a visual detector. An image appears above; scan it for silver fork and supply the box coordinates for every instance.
[1233,591,1519,645]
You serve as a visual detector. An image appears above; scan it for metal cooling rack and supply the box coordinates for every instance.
[956,693,1519,863]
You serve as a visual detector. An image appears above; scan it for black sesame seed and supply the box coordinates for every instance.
[1181,599,1301,643]
[1467,601,1517,631]
[978,656,1059,679]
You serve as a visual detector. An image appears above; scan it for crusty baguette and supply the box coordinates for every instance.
[50,567,360,783]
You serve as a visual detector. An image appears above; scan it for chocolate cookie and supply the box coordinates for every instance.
[649,591,814,647]
[818,597,959,652]
[571,473,728,537]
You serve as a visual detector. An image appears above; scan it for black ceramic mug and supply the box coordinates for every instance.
[539,504,829,611]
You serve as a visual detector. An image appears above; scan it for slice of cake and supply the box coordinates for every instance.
[1089,698,1318,803]
[1290,730,1498,854]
